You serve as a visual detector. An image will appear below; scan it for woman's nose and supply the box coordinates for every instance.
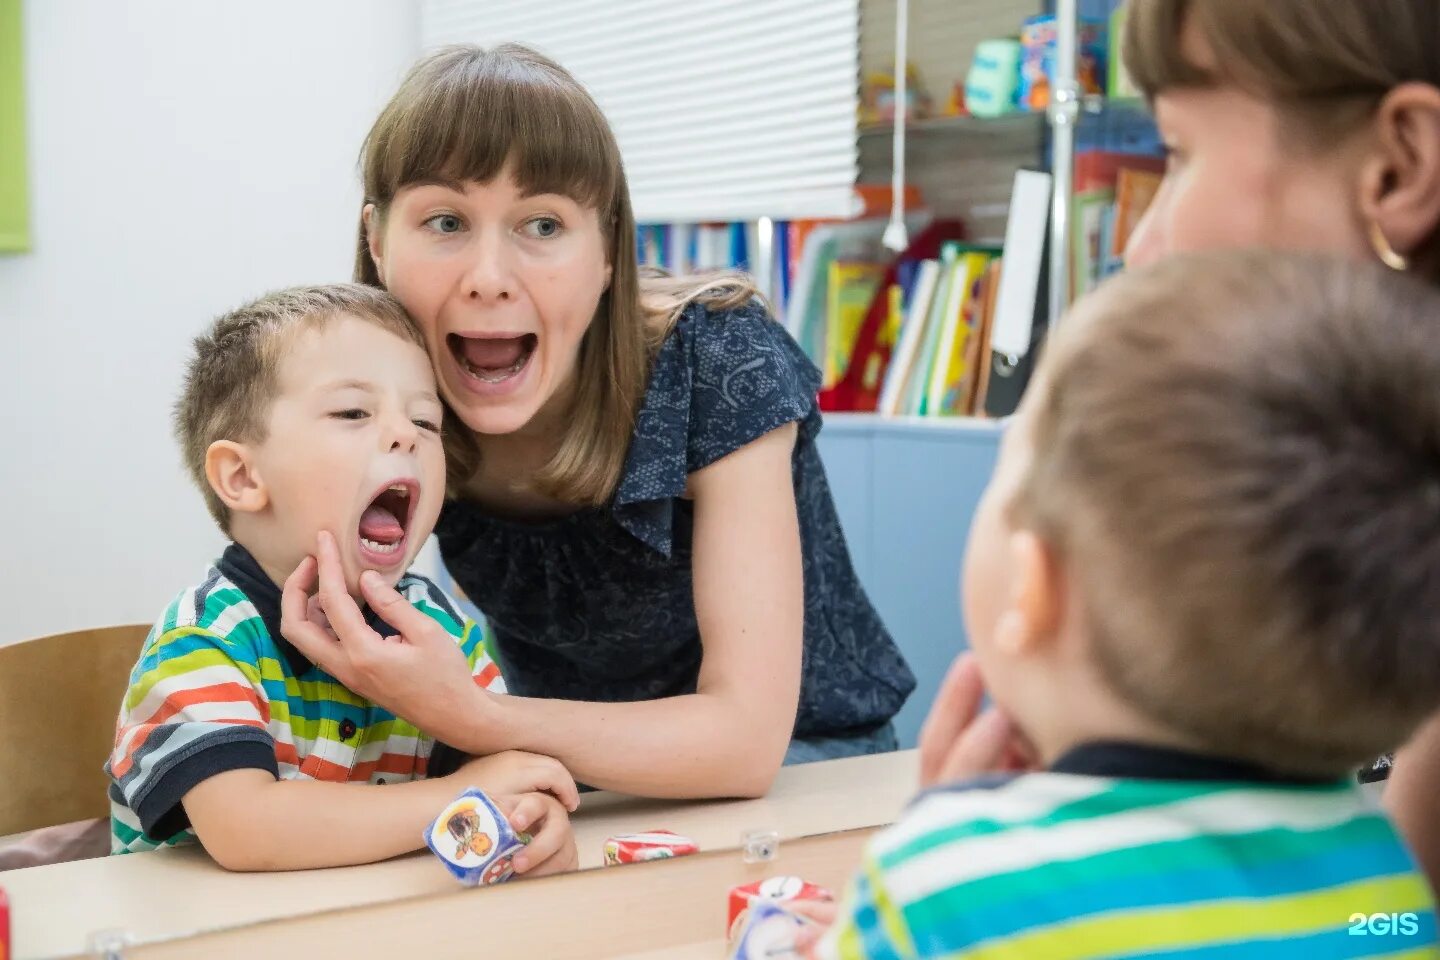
[462,232,516,303]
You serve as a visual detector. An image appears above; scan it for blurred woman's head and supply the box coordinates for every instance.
[1123,0,1440,282]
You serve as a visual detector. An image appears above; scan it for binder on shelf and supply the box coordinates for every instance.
[985,169,1052,418]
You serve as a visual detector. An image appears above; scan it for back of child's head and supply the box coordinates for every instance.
[1015,250,1440,776]
[176,284,422,534]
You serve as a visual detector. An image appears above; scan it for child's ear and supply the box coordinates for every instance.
[992,529,1063,658]
[363,203,385,280]
[204,441,268,514]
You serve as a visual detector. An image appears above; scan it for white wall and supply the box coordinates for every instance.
[0,1,422,645]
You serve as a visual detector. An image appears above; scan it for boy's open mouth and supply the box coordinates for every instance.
[357,480,416,567]
[448,333,537,385]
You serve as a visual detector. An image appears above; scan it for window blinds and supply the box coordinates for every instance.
[420,0,863,223]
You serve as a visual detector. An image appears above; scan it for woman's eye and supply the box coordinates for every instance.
[330,409,368,421]
[414,418,440,433]
[424,214,464,234]
[522,216,562,239]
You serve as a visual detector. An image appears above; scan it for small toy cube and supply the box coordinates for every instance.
[425,787,529,887]
[727,875,833,935]
[603,830,699,866]
[728,898,811,959]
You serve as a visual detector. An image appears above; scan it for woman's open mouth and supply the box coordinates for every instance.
[357,479,417,569]
[448,333,537,386]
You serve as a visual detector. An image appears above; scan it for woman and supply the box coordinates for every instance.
[280,45,915,799]
[918,0,1440,894]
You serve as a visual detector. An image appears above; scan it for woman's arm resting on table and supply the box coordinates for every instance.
[494,421,806,798]
[282,424,805,799]
[1386,710,1440,892]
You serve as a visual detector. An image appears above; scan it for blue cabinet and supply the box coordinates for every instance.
[817,415,1004,748]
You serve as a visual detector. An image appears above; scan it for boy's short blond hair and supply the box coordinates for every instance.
[175,284,424,533]
[1016,251,1440,776]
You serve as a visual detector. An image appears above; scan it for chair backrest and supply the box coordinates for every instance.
[0,624,148,837]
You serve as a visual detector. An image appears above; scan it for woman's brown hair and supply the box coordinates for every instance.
[356,44,756,504]
[1123,0,1440,278]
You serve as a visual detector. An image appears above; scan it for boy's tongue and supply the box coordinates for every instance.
[359,504,403,543]
[460,336,526,371]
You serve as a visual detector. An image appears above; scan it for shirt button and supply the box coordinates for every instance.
[339,718,357,740]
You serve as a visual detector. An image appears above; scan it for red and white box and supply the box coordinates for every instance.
[727,875,833,935]
[603,830,699,866]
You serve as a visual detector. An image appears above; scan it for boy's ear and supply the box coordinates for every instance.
[363,203,385,280]
[992,529,1064,658]
[204,441,268,515]
[1361,82,1440,259]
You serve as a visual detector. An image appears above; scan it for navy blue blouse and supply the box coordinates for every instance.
[434,300,915,739]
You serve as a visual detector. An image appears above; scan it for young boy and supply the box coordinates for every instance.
[817,252,1440,957]
[107,284,578,873]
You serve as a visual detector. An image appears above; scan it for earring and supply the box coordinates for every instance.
[1370,221,1410,271]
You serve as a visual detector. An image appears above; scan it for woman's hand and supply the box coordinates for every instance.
[280,531,509,752]
[449,751,581,813]
[917,653,1038,789]
[495,791,579,878]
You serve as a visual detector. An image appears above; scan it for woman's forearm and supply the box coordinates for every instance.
[183,769,455,871]
[465,690,791,799]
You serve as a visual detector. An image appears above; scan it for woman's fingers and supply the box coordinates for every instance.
[312,531,380,644]
[525,757,580,813]
[357,567,451,645]
[918,653,986,787]
[279,556,346,674]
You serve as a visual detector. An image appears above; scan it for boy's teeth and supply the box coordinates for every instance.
[361,537,401,554]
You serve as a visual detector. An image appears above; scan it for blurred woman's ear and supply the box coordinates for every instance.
[1361,83,1440,271]
[363,204,386,282]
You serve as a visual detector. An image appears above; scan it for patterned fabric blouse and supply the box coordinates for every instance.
[435,300,915,739]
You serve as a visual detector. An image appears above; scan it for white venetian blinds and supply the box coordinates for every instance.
[420,0,863,223]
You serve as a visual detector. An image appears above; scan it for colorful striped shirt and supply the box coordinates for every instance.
[107,543,503,854]
[819,742,1439,959]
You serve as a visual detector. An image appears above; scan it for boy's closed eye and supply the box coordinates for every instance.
[330,408,370,421]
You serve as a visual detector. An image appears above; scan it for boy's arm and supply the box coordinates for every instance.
[181,769,455,871]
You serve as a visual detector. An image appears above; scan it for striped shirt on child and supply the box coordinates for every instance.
[107,543,502,854]
[819,743,1439,959]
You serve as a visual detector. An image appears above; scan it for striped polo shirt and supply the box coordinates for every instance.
[107,543,503,854]
[819,743,1439,959]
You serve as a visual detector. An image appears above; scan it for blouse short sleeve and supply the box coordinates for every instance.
[613,299,823,556]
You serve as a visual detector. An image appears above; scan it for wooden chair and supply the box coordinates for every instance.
[0,624,148,837]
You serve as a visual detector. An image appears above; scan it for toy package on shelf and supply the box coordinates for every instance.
[1019,14,1108,111]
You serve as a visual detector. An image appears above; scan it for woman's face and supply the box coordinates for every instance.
[367,169,612,439]
[1126,87,1373,269]
[1125,28,1372,269]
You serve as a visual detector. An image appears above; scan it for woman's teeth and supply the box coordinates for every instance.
[460,353,529,383]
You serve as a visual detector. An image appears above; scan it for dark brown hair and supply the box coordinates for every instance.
[176,284,424,532]
[1015,250,1440,775]
[356,44,756,504]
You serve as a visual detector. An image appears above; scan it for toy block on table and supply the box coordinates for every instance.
[602,830,699,866]
[727,875,833,937]
[425,788,530,887]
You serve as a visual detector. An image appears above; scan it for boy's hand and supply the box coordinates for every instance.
[280,531,507,751]
[918,653,1039,789]
[450,751,580,812]
[495,792,578,878]
[787,900,839,958]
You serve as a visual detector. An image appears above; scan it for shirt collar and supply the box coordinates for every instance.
[215,543,400,677]
[1050,741,1337,786]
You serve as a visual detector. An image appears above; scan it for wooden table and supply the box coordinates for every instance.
[5,750,919,959]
